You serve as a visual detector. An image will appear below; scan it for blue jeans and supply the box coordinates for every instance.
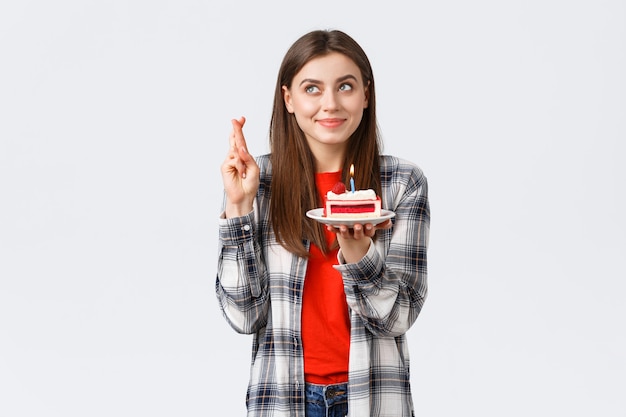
[305,382,348,417]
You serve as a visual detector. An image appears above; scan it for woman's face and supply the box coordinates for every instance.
[283,52,369,157]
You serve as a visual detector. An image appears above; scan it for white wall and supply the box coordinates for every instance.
[1,1,624,416]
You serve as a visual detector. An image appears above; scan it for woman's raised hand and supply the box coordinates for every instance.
[221,116,260,218]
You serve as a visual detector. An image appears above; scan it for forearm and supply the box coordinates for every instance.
[216,210,269,334]
[336,178,430,336]
[337,241,426,336]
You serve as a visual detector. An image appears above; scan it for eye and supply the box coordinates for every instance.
[305,85,320,94]
[339,83,353,92]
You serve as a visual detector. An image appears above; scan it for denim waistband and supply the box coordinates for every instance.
[305,382,348,406]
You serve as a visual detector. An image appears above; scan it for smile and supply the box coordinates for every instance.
[317,118,345,128]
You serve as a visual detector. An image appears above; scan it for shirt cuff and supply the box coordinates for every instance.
[335,239,384,290]
[218,210,255,245]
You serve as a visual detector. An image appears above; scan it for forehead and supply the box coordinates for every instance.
[293,52,362,83]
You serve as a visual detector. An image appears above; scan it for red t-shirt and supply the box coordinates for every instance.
[302,171,351,384]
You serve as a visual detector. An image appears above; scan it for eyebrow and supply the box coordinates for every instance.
[298,74,359,87]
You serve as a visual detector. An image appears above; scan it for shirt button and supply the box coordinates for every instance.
[242,224,251,232]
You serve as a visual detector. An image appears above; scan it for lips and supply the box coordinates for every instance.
[317,118,345,128]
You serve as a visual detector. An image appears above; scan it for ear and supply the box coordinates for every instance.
[363,81,370,109]
[282,85,294,113]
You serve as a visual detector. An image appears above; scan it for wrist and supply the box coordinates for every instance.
[337,237,372,264]
[224,202,254,218]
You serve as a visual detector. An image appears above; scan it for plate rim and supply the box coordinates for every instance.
[306,208,395,226]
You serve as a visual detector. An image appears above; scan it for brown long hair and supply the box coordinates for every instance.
[269,30,382,257]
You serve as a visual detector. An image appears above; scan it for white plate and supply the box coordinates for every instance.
[306,208,395,227]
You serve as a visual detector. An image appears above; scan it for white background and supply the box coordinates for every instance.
[1,1,624,416]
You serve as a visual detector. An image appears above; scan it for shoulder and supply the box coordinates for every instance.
[379,155,429,212]
[379,155,427,188]
[255,154,272,198]
[255,154,272,180]
[256,153,271,170]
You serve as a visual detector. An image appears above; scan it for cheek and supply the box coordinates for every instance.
[347,96,367,113]
[345,100,366,123]
[293,112,312,133]
[291,97,318,117]
[291,95,319,117]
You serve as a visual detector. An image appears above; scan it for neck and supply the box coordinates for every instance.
[309,143,346,173]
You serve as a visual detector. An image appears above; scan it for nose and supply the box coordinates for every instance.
[321,90,339,111]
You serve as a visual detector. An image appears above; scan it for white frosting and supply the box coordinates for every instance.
[327,189,377,200]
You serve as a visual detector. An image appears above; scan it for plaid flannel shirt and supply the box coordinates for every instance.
[216,154,429,417]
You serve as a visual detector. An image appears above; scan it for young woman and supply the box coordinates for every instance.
[217,29,430,417]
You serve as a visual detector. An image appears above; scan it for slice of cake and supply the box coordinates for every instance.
[323,182,382,218]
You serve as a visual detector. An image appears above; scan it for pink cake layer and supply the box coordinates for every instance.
[324,197,381,218]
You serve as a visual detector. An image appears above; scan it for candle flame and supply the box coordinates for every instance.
[349,164,354,177]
